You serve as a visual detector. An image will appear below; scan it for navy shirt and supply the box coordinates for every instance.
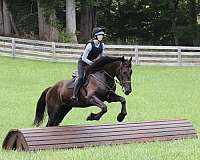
[81,41,105,65]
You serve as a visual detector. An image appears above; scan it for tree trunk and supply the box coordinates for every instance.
[2,0,11,35]
[66,0,77,43]
[79,0,96,43]
[169,0,179,45]
[189,0,199,46]
[0,0,4,35]
[0,0,18,36]
[37,0,59,42]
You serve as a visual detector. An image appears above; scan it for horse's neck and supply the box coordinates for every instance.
[103,61,120,77]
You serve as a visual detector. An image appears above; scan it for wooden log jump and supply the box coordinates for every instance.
[2,119,197,151]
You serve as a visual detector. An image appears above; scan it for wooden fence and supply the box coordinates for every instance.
[0,36,200,66]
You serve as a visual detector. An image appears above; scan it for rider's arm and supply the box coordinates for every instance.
[81,43,93,65]
[94,43,105,60]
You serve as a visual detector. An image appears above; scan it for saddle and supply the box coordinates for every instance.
[67,70,87,89]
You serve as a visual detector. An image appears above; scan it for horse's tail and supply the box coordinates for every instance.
[33,87,51,127]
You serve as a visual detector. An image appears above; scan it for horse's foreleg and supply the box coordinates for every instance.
[107,92,127,122]
[86,96,107,121]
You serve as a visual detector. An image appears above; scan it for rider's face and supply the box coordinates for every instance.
[97,35,104,41]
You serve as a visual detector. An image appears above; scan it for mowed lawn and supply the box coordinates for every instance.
[0,56,200,160]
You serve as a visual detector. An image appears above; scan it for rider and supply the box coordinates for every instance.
[71,27,106,101]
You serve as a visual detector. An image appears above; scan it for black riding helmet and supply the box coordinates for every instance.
[92,27,105,38]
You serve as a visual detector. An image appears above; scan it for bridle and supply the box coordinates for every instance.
[102,69,130,89]
[117,62,131,86]
[88,61,131,92]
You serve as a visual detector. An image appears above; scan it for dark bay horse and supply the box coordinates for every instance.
[33,56,133,127]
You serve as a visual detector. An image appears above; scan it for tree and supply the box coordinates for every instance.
[0,0,199,45]
[0,0,18,36]
[79,0,97,43]
[188,0,199,46]
[66,0,77,43]
[168,0,179,45]
[37,0,59,41]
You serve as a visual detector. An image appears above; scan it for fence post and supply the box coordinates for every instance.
[52,42,56,62]
[11,38,16,58]
[177,47,182,65]
[135,45,139,65]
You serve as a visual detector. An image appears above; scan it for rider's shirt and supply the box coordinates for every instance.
[81,40,105,65]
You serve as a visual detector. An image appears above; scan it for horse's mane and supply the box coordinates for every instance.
[87,56,122,73]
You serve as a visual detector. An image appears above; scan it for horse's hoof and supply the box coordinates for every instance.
[117,113,127,122]
[87,113,94,121]
[87,113,99,121]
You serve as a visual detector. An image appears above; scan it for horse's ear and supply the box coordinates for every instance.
[129,56,132,63]
[122,56,125,63]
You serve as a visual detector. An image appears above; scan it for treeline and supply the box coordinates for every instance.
[0,0,200,46]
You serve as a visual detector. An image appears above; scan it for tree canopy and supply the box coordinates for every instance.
[0,0,199,46]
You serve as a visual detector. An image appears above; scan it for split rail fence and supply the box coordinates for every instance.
[0,36,200,66]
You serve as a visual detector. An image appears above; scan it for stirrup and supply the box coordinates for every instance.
[71,96,78,102]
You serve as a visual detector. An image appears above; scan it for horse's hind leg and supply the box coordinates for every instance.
[86,96,107,121]
[48,105,72,126]
[46,104,57,127]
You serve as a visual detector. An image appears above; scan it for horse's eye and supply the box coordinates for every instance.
[123,71,127,74]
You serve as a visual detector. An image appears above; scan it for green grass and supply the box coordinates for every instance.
[0,56,200,160]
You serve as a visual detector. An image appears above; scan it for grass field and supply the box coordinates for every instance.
[0,56,200,160]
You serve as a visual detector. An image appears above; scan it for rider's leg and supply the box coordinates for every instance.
[71,61,85,100]
[72,77,83,100]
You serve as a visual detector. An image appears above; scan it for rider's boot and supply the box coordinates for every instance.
[71,78,82,102]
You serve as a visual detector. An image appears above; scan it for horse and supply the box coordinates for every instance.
[33,56,133,127]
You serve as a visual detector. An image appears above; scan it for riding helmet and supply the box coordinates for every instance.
[92,27,105,38]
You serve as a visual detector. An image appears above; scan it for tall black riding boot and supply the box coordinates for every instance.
[71,78,82,101]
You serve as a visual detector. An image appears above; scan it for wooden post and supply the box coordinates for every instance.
[178,47,182,65]
[135,46,139,65]
[52,42,56,62]
[11,38,16,58]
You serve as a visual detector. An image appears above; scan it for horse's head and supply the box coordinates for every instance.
[116,56,133,95]
[87,56,133,95]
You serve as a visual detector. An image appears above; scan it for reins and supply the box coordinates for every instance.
[89,70,116,91]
